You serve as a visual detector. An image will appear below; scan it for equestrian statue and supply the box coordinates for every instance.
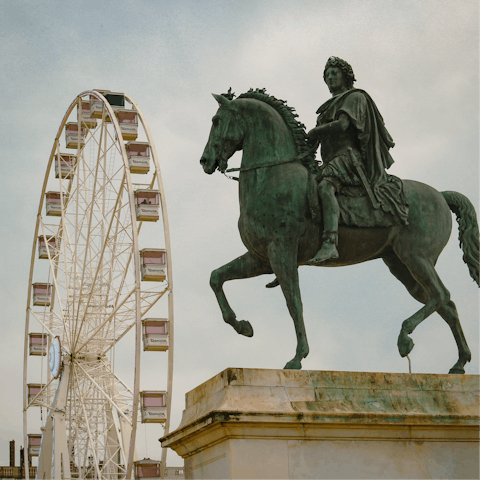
[199,57,479,373]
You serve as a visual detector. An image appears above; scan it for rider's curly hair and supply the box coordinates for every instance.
[323,56,356,90]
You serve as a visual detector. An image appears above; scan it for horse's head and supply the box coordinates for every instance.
[200,94,245,174]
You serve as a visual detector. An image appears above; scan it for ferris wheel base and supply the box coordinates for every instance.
[160,368,479,479]
[34,361,138,480]
[36,365,72,480]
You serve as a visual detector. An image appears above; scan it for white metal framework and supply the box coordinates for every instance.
[23,91,174,479]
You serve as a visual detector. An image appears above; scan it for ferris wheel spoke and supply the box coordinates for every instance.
[28,309,61,340]
[73,359,133,426]
[70,173,127,351]
[74,285,136,353]
[69,180,135,350]
[99,359,133,396]
[72,153,105,339]
[101,287,168,355]
[25,376,57,410]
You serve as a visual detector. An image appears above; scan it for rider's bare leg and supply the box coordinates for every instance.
[265,179,339,286]
[306,179,339,265]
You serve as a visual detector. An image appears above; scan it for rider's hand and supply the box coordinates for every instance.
[307,128,318,145]
[307,127,321,144]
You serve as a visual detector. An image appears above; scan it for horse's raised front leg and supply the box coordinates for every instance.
[210,251,272,337]
[268,243,309,369]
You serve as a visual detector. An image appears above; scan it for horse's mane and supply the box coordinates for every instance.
[234,88,319,173]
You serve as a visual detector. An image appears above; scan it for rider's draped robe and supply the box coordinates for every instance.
[316,89,409,225]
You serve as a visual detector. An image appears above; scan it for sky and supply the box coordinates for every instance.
[0,0,478,469]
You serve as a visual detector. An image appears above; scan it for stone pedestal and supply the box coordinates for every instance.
[161,369,479,479]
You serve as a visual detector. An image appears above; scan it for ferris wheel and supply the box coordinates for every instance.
[23,90,174,480]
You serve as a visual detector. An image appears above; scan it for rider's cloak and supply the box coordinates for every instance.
[317,89,409,225]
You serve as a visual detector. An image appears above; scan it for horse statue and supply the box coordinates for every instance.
[199,88,479,374]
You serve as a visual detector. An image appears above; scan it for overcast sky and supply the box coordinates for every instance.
[0,0,478,468]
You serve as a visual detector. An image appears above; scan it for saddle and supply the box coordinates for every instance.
[307,174,403,228]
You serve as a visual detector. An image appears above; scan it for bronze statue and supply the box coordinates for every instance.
[199,59,479,374]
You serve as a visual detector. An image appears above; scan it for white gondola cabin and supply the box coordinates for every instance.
[38,235,57,259]
[90,89,111,118]
[134,459,161,479]
[28,434,42,457]
[32,283,52,306]
[54,153,77,179]
[29,333,48,355]
[65,123,86,149]
[134,190,160,221]
[116,109,138,141]
[45,191,68,216]
[28,383,45,405]
[142,319,169,351]
[140,391,166,423]
[126,142,150,174]
[78,100,97,129]
[140,249,166,282]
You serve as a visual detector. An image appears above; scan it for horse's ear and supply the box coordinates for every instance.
[212,93,231,107]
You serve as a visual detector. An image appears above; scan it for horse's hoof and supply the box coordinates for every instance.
[397,331,414,357]
[284,359,302,370]
[266,278,279,288]
[236,320,254,337]
[449,366,465,375]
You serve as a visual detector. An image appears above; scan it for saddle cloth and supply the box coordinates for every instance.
[307,174,401,228]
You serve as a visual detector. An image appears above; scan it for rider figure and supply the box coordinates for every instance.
[306,56,408,265]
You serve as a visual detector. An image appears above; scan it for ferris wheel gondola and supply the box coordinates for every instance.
[23,90,174,479]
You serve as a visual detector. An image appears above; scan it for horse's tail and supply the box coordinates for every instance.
[442,191,480,286]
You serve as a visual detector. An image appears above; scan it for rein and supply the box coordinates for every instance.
[223,141,319,181]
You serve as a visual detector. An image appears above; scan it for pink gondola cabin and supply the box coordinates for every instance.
[142,319,169,352]
[134,190,160,221]
[29,333,48,356]
[126,142,150,174]
[38,235,57,259]
[140,249,166,281]
[28,434,42,457]
[140,391,167,423]
[32,283,52,306]
[78,100,97,129]
[116,109,138,141]
[65,123,86,149]
[90,89,111,119]
[134,459,162,479]
[28,383,45,405]
[45,191,68,217]
[54,153,77,179]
